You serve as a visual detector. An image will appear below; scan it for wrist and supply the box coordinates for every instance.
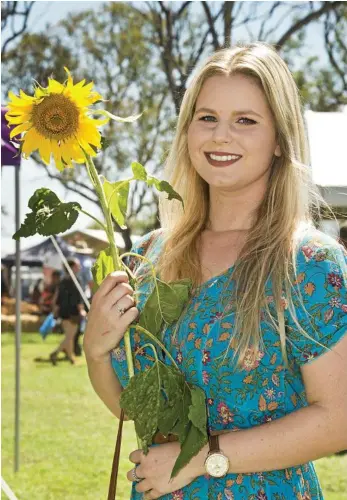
[190,441,210,477]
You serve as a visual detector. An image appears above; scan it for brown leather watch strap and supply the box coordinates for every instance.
[208,434,220,453]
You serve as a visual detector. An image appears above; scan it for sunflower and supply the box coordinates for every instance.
[5,67,109,170]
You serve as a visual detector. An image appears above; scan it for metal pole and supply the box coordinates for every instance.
[49,236,90,310]
[14,165,21,472]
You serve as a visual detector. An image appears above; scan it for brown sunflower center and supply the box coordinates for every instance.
[31,93,79,141]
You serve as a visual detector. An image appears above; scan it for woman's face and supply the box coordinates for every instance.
[187,74,281,191]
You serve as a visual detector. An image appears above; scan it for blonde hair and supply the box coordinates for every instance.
[155,42,336,369]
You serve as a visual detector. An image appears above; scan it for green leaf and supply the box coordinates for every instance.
[188,385,208,436]
[28,188,60,211]
[100,135,112,150]
[35,201,81,236]
[119,364,161,453]
[147,177,183,205]
[12,188,81,240]
[171,422,207,479]
[92,247,115,287]
[157,363,186,436]
[103,179,130,229]
[13,212,37,239]
[139,278,192,337]
[131,161,147,181]
[158,279,191,323]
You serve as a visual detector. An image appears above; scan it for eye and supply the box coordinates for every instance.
[198,115,216,122]
[237,117,257,125]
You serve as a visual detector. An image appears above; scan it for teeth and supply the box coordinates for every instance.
[209,153,240,161]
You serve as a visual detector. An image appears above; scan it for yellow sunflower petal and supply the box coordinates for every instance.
[64,67,74,89]
[8,90,35,106]
[9,123,30,139]
[34,87,47,99]
[19,89,35,101]
[5,113,32,125]
[78,122,101,147]
[78,138,97,157]
[38,137,52,165]
[60,139,84,165]
[72,79,86,90]
[47,78,64,94]
[6,103,33,115]
[86,116,109,126]
[50,142,66,171]
[22,129,41,157]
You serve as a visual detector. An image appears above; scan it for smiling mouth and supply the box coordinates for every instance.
[204,152,242,167]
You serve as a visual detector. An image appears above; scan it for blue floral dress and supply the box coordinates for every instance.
[111,227,347,500]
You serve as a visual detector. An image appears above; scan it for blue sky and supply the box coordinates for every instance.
[1,1,329,256]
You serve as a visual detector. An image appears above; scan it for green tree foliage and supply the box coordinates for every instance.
[2,1,346,246]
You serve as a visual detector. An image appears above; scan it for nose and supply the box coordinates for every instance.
[212,120,232,144]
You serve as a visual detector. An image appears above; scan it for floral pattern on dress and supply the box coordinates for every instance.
[110,228,347,499]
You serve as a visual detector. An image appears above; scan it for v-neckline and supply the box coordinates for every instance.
[194,264,236,290]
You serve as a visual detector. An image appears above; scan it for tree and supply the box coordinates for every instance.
[2,1,346,247]
[1,1,35,58]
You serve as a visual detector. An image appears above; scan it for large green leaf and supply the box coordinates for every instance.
[92,247,115,287]
[188,385,208,436]
[170,422,207,479]
[103,179,130,229]
[119,364,161,453]
[138,277,192,337]
[13,188,81,240]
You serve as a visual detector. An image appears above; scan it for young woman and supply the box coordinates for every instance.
[84,43,347,499]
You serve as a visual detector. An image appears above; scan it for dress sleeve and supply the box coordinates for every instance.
[285,233,347,366]
[111,229,163,387]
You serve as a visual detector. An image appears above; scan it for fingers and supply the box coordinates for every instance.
[126,465,144,482]
[114,294,135,314]
[94,271,129,298]
[107,282,134,307]
[129,449,144,464]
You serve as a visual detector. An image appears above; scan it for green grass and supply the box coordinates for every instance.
[2,333,347,500]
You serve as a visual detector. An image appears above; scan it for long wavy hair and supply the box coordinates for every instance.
[154,42,334,369]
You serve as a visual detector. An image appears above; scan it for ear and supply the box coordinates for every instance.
[274,144,281,157]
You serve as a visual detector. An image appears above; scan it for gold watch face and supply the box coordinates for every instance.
[205,452,229,478]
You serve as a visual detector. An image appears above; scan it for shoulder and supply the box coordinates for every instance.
[124,228,166,273]
[132,228,166,255]
[294,225,347,272]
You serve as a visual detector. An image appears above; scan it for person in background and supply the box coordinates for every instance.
[49,258,86,365]
[1,264,11,300]
[31,277,44,306]
[73,255,94,357]
[39,270,61,316]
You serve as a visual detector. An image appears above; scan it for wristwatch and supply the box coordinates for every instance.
[204,434,230,478]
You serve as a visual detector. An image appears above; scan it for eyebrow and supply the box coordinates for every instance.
[195,107,263,119]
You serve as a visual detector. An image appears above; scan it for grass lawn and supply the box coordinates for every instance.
[2,333,347,500]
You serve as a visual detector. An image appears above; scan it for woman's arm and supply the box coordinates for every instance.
[85,353,130,421]
[192,334,347,475]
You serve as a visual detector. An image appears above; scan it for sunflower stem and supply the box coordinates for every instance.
[84,154,142,449]
[79,209,107,231]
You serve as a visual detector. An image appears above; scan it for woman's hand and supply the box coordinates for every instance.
[83,271,140,363]
[127,442,201,499]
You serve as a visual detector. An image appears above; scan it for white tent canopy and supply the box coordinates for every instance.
[305,108,347,191]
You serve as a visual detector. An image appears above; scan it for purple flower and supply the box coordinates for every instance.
[256,489,268,500]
